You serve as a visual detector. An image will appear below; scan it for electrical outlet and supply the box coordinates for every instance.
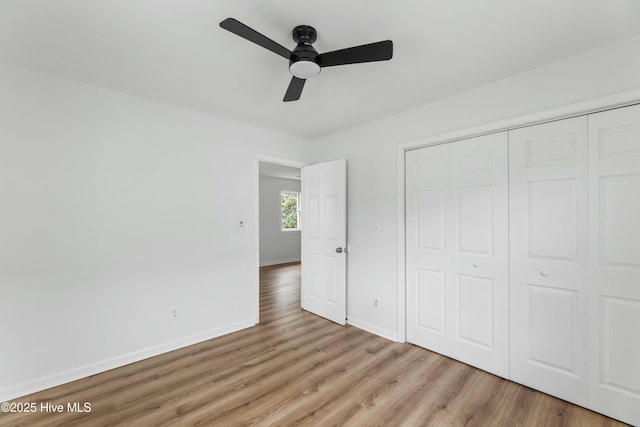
[171,307,179,319]
[373,298,379,308]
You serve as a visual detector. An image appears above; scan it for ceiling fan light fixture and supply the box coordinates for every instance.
[289,59,321,79]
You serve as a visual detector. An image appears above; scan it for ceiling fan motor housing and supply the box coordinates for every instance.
[289,25,321,79]
[289,25,320,79]
[292,25,317,44]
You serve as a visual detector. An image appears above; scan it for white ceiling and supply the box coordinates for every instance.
[1,0,640,139]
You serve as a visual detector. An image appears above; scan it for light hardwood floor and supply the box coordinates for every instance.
[1,263,629,426]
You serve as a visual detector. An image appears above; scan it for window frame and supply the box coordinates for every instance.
[280,191,301,232]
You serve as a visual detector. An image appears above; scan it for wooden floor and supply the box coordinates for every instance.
[1,263,629,426]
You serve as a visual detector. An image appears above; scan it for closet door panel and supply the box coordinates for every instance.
[527,178,579,260]
[406,144,453,356]
[450,133,509,378]
[406,133,508,378]
[509,117,589,406]
[588,104,640,426]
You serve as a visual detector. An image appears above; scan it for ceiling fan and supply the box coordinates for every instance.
[219,18,393,102]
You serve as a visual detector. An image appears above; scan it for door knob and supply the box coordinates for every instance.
[336,247,344,253]
[540,270,550,277]
[473,263,480,268]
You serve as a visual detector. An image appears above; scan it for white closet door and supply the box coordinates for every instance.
[588,104,640,426]
[450,134,509,377]
[406,143,452,356]
[406,133,509,377]
[509,117,589,406]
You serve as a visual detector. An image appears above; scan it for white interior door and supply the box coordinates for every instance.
[509,116,589,406]
[406,133,509,378]
[588,104,640,426]
[301,159,347,325]
[449,133,509,377]
[406,143,451,355]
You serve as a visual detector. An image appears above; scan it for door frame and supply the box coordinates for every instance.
[395,89,640,343]
[255,155,308,323]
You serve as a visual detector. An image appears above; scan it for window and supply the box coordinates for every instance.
[281,191,300,231]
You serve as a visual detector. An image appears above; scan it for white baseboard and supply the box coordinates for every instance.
[259,258,301,267]
[347,317,398,342]
[0,319,256,402]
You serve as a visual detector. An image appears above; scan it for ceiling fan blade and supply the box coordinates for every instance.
[318,40,393,67]
[283,76,306,102]
[220,18,292,60]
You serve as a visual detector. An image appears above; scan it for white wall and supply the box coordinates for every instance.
[0,62,310,401]
[259,175,301,266]
[308,35,640,341]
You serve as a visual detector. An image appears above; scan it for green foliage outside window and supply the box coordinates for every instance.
[281,192,300,230]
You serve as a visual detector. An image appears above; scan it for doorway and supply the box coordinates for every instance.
[255,156,348,325]
[258,161,303,266]
[256,156,306,322]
